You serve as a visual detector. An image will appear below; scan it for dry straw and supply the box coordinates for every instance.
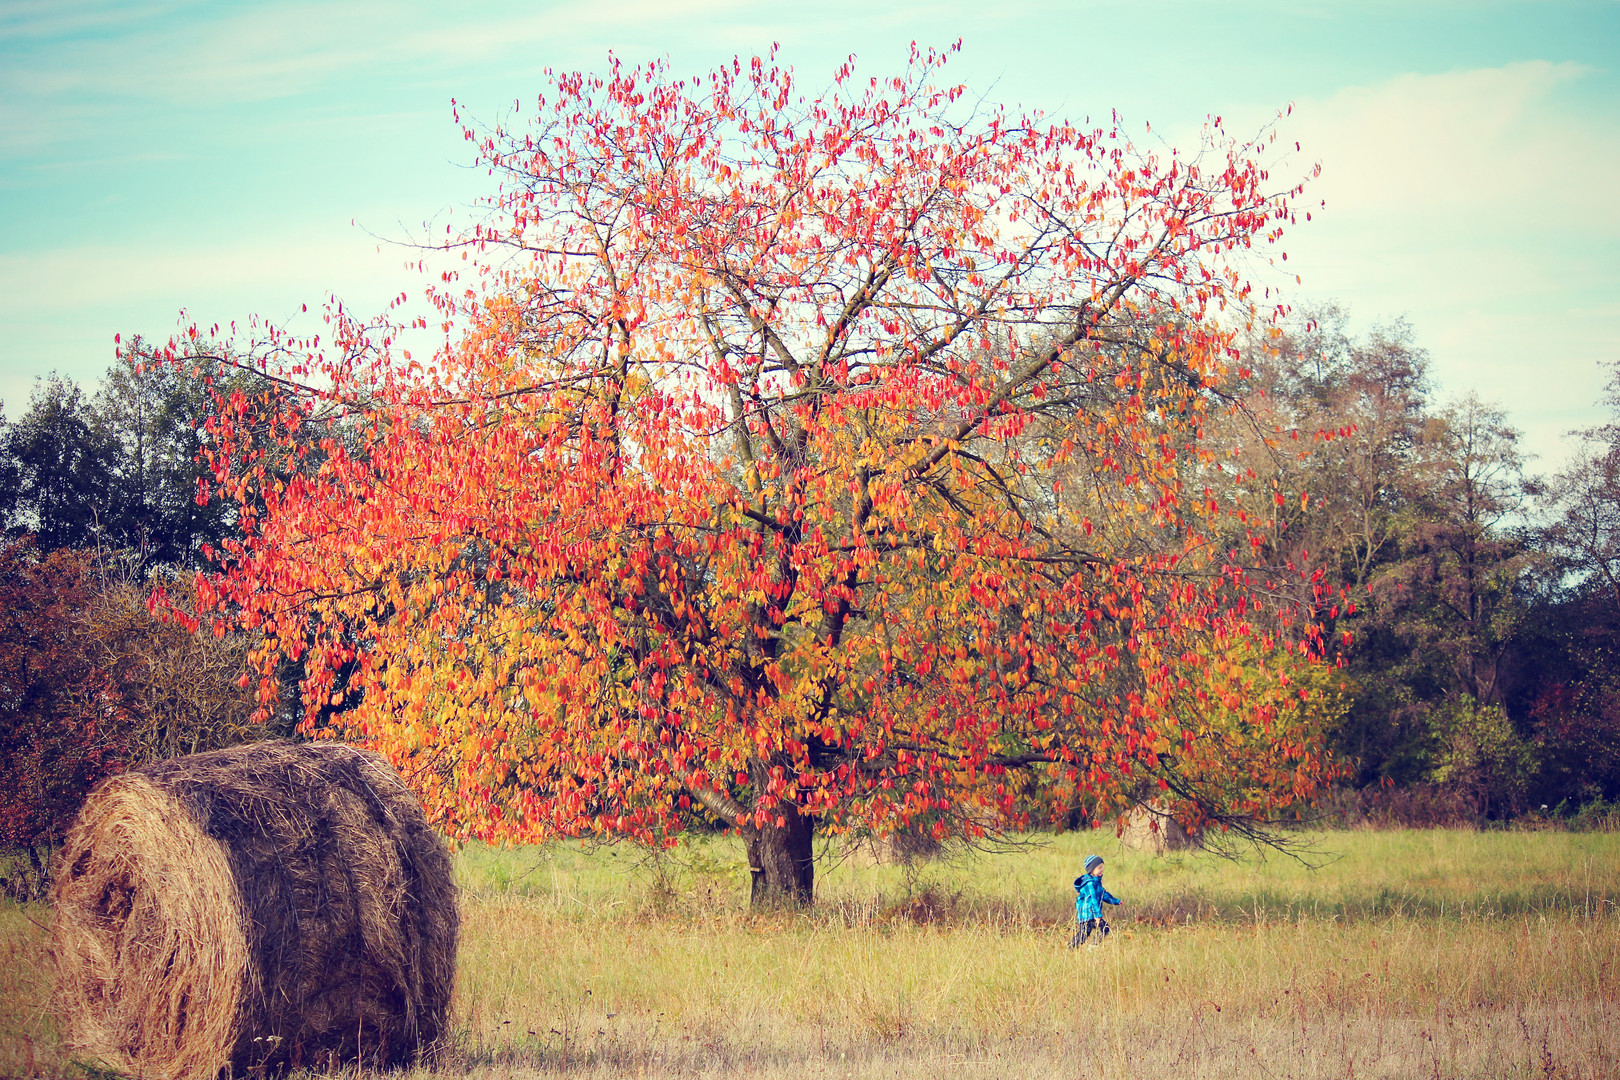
[51,741,458,1079]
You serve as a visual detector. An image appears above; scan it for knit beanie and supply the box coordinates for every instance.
[1083,854,1104,873]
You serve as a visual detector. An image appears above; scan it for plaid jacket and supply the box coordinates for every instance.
[1074,874,1121,921]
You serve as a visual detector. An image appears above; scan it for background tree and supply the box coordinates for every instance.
[1,358,267,898]
[1508,589,1620,807]
[173,49,1336,907]
[0,541,273,899]
[1503,356,1620,807]
[1424,695,1536,818]
[0,404,18,528]
[3,376,117,551]
[1218,311,1542,801]
[81,556,277,761]
[0,348,243,565]
[1539,361,1620,608]
[1375,394,1530,710]
[92,342,238,566]
[0,541,129,898]
[1215,310,1434,780]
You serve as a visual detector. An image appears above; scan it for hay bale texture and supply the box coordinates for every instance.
[1117,802,1202,854]
[51,742,458,1079]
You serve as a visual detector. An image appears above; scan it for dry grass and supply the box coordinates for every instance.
[1,900,55,1077]
[5,828,1617,1079]
[439,900,1617,1079]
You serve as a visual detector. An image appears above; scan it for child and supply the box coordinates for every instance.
[1069,854,1121,947]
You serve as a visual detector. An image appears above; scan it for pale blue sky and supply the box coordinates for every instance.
[3,1,1616,469]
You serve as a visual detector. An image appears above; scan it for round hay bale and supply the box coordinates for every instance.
[839,827,945,867]
[1117,802,1202,854]
[51,741,459,1079]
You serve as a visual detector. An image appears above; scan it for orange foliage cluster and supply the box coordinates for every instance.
[164,47,1337,893]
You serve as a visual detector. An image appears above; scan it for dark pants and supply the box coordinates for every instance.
[1069,917,1109,947]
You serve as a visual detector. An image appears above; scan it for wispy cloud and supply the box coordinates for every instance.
[0,0,194,42]
[2,0,968,136]
[1299,61,1611,227]
[1275,60,1620,466]
[4,4,1615,473]
[0,226,440,408]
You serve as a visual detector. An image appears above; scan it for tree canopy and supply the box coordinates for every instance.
[165,47,1344,905]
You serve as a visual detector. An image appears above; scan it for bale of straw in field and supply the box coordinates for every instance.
[50,741,459,1079]
[840,826,945,867]
[1118,802,1201,854]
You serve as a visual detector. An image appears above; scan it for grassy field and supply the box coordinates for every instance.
[5,828,1618,1079]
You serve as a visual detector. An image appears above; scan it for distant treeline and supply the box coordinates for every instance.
[0,346,291,896]
[1205,306,1620,819]
[2,310,1618,878]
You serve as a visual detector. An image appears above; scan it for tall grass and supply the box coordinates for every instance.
[448,904,1616,1078]
[5,829,1617,1078]
[436,829,1620,1078]
[0,901,54,1077]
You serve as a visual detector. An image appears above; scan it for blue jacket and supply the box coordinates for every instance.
[1075,874,1121,921]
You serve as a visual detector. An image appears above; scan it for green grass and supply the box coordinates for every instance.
[456,827,1620,923]
[6,828,1619,1079]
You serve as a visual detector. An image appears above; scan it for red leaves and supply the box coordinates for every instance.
[175,48,1331,858]
[0,545,129,849]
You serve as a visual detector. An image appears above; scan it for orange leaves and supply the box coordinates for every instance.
[177,48,1332,859]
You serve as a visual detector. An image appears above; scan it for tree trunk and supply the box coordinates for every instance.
[744,806,814,909]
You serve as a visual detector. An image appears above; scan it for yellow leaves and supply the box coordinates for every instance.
[191,48,1329,854]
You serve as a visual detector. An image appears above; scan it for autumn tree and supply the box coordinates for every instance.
[167,48,1336,906]
[0,541,129,898]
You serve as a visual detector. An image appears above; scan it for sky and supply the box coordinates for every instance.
[2,0,1616,473]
